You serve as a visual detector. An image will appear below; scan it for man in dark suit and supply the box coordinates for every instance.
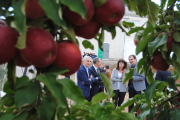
[77,56,93,101]
[98,63,106,93]
[155,70,171,82]
[89,57,102,99]
[128,55,146,112]
[155,70,171,93]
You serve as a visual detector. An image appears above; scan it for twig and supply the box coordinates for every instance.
[67,105,71,114]
[158,92,180,107]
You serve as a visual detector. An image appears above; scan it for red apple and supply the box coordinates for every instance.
[16,52,31,67]
[137,107,141,116]
[167,31,173,50]
[95,0,125,25]
[0,20,7,26]
[63,0,94,26]
[20,27,57,67]
[134,39,139,46]
[160,32,174,51]
[151,51,169,71]
[0,26,18,64]
[53,40,82,76]
[25,0,45,19]
[74,18,101,39]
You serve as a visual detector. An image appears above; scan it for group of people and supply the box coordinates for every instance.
[77,54,171,112]
[77,54,146,111]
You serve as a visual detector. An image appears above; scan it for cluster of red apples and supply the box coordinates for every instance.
[0,21,81,76]
[134,32,174,71]
[0,0,125,76]
[63,0,125,39]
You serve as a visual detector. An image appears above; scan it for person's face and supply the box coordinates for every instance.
[83,57,92,67]
[98,59,102,67]
[119,62,124,69]
[129,56,136,66]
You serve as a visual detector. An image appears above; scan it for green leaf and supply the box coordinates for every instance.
[60,0,86,19]
[49,67,69,77]
[172,42,180,64]
[103,25,116,39]
[94,0,107,7]
[62,22,76,41]
[109,112,138,120]
[82,40,94,50]
[71,105,90,116]
[143,22,154,37]
[37,74,67,107]
[99,73,113,97]
[57,79,85,104]
[39,96,55,120]
[172,54,180,77]
[3,81,15,94]
[128,27,144,34]
[169,109,180,120]
[14,111,28,120]
[39,0,66,29]
[148,35,168,56]
[130,103,141,113]
[173,32,180,42]
[167,76,177,90]
[12,0,26,33]
[146,68,155,84]
[91,92,109,105]
[174,18,180,24]
[145,81,161,101]
[15,76,29,90]
[138,109,150,120]
[15,29,26,49]
[160,0,167,9]
[122,68,135,84]
[146,1,159,27]
[146,108,157,120]
[64,114,78,120]
[7,59,16,90]
[137,58,144,74]
[98,28,105,51]
[14,81,41,107]
[2,94,15,107]
[0,113,15,120]
[136,35,154,55]
[122,21,135,28]
[123,0,138,11]
[136,0,148,17]
[157,81,168,91]
[120,98,137,108]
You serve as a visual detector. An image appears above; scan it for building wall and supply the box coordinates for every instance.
[78,7,148,60]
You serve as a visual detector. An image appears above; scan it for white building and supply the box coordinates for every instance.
[78,7,148,62]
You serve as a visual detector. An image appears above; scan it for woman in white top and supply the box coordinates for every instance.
[111,59,127,108]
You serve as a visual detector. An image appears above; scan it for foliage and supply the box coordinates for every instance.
[1,0,180,120]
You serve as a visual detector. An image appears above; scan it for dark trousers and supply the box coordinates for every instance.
[113,90,126,108]
[128,85,141,112]
[85,95,91,102]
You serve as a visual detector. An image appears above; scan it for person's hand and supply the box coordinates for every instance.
[82,82,84,84]
[90,75,93,79]
[89,78,92,81]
